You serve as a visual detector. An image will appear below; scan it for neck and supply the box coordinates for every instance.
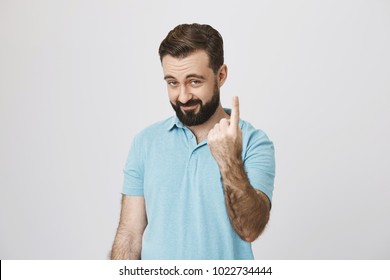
[186,104,229,143]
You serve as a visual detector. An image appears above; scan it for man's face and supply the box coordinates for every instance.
[162,50,221,126]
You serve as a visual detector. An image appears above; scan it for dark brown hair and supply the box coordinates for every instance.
[158,23,224,74]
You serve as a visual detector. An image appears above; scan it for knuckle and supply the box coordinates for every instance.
[220,118,229,125]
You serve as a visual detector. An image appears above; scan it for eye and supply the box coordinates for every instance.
[190,80,201,86]
[167,81,178,87]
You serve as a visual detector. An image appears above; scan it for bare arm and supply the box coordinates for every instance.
[219,158,270,242]
[111,195,147,260]
[208,96,270,242]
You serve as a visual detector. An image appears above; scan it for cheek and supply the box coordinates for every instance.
[198,85,215,100]
[167,90,178,104]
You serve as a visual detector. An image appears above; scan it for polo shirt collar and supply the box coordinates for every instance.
[168,115,184,131]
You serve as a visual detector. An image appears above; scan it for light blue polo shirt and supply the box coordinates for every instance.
[123,110,275,260]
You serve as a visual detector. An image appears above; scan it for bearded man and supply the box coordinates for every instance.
[111,23,275,260]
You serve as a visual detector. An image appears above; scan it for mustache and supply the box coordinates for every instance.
[176,99,202,107]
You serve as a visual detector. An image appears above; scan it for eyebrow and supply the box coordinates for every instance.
[164,74,206,80]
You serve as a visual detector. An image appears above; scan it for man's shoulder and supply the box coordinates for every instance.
[135,116,175,140]
[239,118,270,141]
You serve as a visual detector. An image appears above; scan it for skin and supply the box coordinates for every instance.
[111,195,147,260]
[111,50,270,259]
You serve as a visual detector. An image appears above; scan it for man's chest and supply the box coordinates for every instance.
[142,138,225,203]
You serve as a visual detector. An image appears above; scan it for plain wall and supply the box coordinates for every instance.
[1,0,389,259]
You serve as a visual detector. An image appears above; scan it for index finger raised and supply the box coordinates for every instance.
[230,96,240,128]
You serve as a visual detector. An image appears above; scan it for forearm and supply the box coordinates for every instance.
[111,228,142,260]
[220,158,270,242]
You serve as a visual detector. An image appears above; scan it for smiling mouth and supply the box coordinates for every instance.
[181,104,199,111]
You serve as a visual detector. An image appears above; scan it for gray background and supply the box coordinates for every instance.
[1,0,389,259]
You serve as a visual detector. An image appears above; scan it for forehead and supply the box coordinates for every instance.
[162,50,213,79]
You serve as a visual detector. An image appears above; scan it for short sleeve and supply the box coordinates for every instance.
[122,135,145,196]
[243,129,275,203]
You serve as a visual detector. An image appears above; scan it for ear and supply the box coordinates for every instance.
[217,64,228,87]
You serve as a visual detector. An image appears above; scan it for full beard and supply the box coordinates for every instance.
[170,82,220,126]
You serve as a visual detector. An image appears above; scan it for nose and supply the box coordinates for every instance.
[177,84,192,104]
